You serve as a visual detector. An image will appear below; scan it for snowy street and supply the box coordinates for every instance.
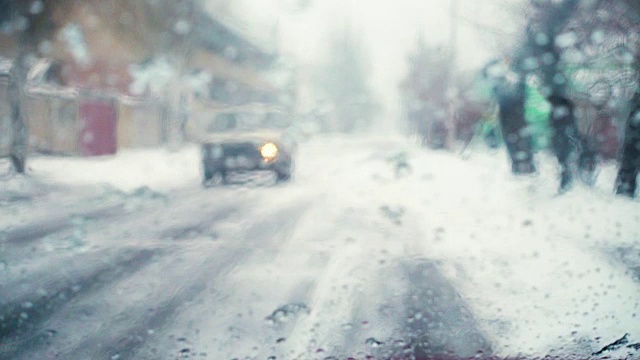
[1,136,640,359]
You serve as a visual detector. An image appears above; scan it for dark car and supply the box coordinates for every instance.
[199,110,296,186]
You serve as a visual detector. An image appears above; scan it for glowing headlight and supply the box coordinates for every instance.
[260,142,278,161]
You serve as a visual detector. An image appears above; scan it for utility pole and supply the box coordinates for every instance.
[6,1,29,173]
[450,0,458,68]
[446,0,458,149]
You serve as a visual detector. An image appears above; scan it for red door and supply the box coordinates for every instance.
[78,98,117,156]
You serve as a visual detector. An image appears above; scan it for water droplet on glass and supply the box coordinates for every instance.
[174,20,191,35]
[535,33,549,46]
[38,40,52,55]
[341,323,353,331]
[15,16,29,32]
[265,303,310,324]
[553,73,566,85]
[523,57,538,70]
[591,30,605,44]
[365,337,383,348]
[515,151,528,161]
[621,50,634,64]
[542,52,556,65]
[555,32,577,48]
[30,0,44,14]
[553,106,569,119]
[21,301,33,309]
[178,348,190,358]
[564,49,584,63]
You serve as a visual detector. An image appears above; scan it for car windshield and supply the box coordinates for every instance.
[2,1,640,359]
[206,112,288,132]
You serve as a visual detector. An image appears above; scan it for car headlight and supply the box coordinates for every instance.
[260,142,278,162]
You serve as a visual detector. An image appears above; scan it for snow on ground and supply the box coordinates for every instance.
[2,135,640,358]
[26,145,201,192]
[289,135,640,358]
[1,145,200,231]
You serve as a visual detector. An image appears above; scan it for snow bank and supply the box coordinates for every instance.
[27,145,201,192]
[292,135,640,358]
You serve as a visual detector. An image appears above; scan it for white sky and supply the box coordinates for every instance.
[221,0,524,114]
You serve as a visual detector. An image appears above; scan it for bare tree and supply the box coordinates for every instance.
[614,1,640,197]
[317,26,378,133]
[534,0,640,196]
[566,0,640,196]
[0,0,76,172]
[400,37,452,148]
[486,0,589,186]
[484,57,537,174]
[527,0,584,190]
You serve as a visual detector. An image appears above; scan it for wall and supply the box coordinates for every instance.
[27,92,79,155]
[117,99,165,149]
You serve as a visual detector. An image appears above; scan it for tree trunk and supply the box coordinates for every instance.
[496,77,536,174]
[547,95,581,191]
[614,47,640,197]
[8,55,28,173]
[615,93,640,197]
[520,0,582,189]
[577,127,598,186]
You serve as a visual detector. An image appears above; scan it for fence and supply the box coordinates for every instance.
[27,89,79,154]
[25,88,166,156]
[117,97,166,149]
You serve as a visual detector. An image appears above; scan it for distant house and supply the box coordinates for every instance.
[1,0,284,156]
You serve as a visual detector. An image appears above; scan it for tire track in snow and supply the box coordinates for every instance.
[0,189,253,359]
[0,201,241,307]
[279,256,493,359]
[0,248,157,359]
[394,259,493,359]
[3,203,124,246]
[9,199,312,360]
[127,200,315,360]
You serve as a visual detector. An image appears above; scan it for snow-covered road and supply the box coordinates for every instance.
[1,136,639,359]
